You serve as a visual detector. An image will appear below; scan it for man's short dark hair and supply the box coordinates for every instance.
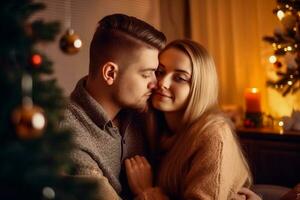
[89,13,166,78]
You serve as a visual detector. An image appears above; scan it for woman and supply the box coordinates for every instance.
[125,39,254,199]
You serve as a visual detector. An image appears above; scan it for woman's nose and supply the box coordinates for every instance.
[158,76,171,89]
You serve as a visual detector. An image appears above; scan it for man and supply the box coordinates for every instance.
[62,13,261,200]
[62,13,166,199]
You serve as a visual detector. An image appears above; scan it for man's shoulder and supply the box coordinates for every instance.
[63,100,83,123]
[61,99,91,134]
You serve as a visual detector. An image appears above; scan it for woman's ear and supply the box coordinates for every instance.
[102,62,119,85]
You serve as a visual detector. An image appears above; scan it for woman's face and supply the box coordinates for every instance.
[152,47,192,113]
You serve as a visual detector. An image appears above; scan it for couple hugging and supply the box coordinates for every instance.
[62,13,260,200]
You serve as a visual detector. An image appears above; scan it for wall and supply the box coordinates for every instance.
[33,0,160,95]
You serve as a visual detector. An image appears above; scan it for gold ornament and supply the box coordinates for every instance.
[12,104,46,139]
[59,28,82,54]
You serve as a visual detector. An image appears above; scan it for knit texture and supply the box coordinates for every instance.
[61,77,146,197]
[150,114,251,200]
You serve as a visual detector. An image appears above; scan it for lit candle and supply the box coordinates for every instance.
[245,88,261,113]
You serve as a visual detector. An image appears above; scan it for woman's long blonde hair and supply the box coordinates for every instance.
[156,40,252,197]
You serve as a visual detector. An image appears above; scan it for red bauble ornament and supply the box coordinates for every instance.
[244,119,254,128]
[30,54,42,68]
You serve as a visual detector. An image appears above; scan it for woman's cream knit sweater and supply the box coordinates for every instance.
[140,114,251,200]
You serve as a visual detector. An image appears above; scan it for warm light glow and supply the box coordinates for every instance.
[31,54,42,66]
[288,80,293,85]
[290,75,294,78]
[269,55,277,63]
[278,45,282,48]
[285,4,289,8]
[43,187,55,199]
[287,46,292,51]
[295,44,298,48]
[32,113,45,129]
[278,121,284,127]
[74,39,82,48]
[251,88,258,93]
[277,10,285,20]
[245,88,261,113]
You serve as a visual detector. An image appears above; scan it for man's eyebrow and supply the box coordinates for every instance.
[139,67,157,72]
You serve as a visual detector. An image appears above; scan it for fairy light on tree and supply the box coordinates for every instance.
[263,0,300,96]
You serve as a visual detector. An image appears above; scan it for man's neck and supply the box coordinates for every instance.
[85,77,120,121]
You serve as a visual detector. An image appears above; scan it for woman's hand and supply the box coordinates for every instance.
[125,155,153,196]
[231,187,262,200]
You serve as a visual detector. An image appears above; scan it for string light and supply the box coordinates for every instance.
[269,55,277,63]
[277,10,285,20]
[278,121,284,127]
[287,80,293,85]
[287,46,292,51]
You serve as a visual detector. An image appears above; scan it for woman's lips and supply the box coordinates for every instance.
[154,91,172,99]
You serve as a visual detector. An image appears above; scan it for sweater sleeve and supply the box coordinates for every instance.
[182,124,236,200]
[69,149,122,200]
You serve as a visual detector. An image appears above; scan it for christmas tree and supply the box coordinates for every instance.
[263,0,300,96]
[0,0,97,199]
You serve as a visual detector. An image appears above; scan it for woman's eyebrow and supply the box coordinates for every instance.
[174,69,191,76]
[158,63,166,68]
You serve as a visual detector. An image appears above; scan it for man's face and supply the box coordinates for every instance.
[113,47,159,111]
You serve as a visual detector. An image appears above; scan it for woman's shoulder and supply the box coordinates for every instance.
[190,111,234,144]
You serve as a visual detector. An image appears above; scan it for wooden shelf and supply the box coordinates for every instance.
[237,127,300,142]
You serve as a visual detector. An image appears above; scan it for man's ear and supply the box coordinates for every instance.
[102,62,118,85]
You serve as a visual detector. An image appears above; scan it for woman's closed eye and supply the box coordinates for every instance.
[174,74,190,83]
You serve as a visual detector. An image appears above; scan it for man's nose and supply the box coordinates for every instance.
[148,75,157,90]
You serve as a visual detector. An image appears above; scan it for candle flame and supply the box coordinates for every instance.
[251,88,258,93]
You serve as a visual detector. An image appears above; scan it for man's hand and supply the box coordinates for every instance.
[231,187,262,200]
[125,155,153,196]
